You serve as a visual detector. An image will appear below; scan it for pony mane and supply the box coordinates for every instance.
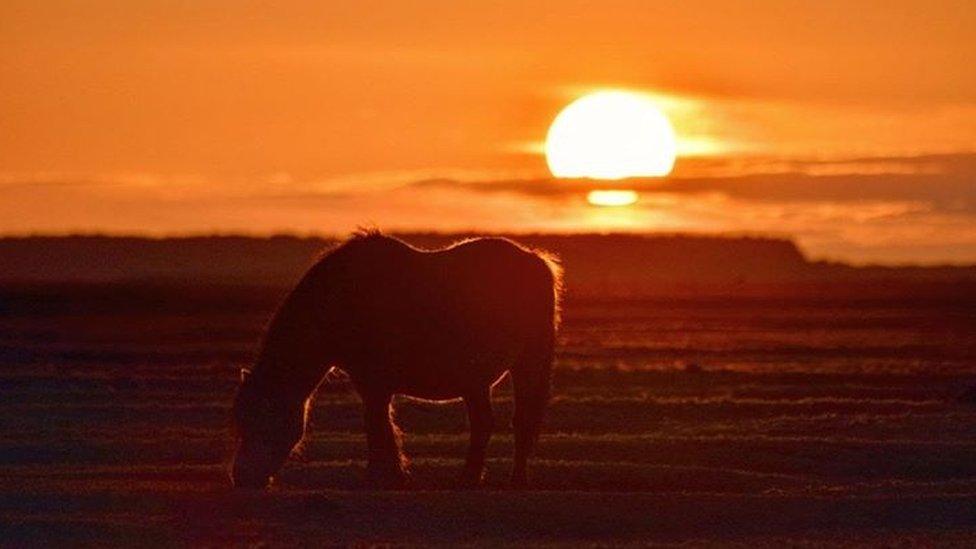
[351,225,383,239]
[339,227,414,251]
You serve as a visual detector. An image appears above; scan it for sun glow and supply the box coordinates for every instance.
[546,91,677,180]
[587,190,639,207]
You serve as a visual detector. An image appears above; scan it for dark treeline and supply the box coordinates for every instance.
[2,234,975,300]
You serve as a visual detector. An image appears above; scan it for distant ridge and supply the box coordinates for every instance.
[1,234,975,299]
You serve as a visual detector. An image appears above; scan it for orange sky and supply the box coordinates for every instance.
[2,1,975,262]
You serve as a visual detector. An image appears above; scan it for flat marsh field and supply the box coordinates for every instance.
[2,286,976,546]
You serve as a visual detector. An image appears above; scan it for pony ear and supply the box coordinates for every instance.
[240,368,252,383]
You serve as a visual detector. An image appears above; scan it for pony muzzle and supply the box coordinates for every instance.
[230,462,273,489]
[230,441,285,490]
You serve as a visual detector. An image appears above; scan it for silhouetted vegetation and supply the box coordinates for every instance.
[3,234,976,299]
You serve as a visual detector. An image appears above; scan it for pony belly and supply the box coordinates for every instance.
[393,359,510,401]
[396,387,466,402]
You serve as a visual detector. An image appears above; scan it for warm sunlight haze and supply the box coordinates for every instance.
[546,91,677,179]
[2,0,976,262]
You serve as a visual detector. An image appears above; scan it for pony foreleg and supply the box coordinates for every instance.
[460,387,494,488]
[362,393,409,488]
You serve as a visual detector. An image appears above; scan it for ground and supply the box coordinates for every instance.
[1,288,975,546]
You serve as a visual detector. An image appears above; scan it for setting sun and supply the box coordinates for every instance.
[546,91,677,180]
[587,189,639,207]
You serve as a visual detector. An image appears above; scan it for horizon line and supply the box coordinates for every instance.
[4,230,976,270]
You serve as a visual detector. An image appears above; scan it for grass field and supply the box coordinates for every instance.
[2,287,976,545]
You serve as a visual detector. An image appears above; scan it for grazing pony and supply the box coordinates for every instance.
[231,231,561,489]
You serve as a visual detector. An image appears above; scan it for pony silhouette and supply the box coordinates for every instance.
[231,231,561,489]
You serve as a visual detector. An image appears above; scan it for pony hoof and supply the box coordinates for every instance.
[231,471,273,491]
[509,474,529,489]
[365,467,410,490]
[456,469,487,490]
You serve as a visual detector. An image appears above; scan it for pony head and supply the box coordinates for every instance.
[230,368,309,489]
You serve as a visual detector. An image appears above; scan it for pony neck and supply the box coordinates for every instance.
[251,343,328,406]
[252,282,331,404]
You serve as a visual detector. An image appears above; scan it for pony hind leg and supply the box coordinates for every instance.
[511,343,553,488]
[361,392,409,489]
[459,386,494,488]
